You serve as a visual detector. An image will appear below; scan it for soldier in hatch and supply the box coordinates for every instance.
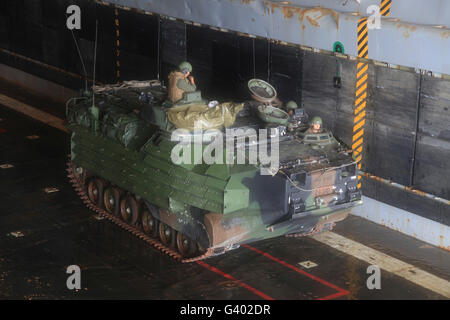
[168,61,197,104]
[285,100,298,118]
[306,116,324,134]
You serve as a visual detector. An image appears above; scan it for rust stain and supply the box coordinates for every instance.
[230,0,255,4]
[345,257,361,299]
[282,7,294,19]
[306,15,319,27]
[442,31,450,39]
[298,7,340,29]
[397,23,419,37]
[264,2,339,29]
[265,1,280,13]
[204,213,248,247]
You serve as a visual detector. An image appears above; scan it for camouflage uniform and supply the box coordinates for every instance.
[306,116,324,134]
[168,62,197,103]
[285,100,298,118]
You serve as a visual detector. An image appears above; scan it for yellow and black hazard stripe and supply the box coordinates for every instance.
[357,17,368,59]
[115,8,120,82]
[380,0,392,17]
[353,17,369,189]
[353,0,392,188]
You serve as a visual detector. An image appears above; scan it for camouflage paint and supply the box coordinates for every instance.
[67,83,362,252]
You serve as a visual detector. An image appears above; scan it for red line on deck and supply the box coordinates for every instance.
[242,244,349,300]
[317,291,349,300]
[196,260,274,300]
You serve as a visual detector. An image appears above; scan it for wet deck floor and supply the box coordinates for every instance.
[0,104,449,300]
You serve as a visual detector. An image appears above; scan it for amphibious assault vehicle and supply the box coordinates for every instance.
[66,79,362,262]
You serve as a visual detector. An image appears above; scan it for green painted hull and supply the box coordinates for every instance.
[67,82,362,254]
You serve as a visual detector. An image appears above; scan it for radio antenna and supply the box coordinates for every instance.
[92,20,98,107]
[70,29,88,93]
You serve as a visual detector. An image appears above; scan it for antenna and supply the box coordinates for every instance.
[92,20,98,107]
[89,20,100,133]
[70,29,88,93]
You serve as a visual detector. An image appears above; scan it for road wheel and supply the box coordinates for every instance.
[103,186,121,216]
[71,163,86,184]
[159,222,176,248]
[141,208,158,237]
[176,232,195,257]
[87,178,105,208]
[120,194,139,225]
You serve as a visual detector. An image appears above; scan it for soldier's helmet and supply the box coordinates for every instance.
[310,116,323,126]
[179,61,193,74]
[285,100,298,110]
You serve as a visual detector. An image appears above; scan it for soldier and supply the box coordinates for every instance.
[306,116,324,134]
[168,61,197,103]
[285,100,298,117]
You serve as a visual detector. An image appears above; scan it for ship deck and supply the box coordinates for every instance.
[0,101,448,300]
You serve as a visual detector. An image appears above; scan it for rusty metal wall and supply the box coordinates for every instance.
[185,24,253,101]
[116,7,159,80]
[103,0,450,76]
[293,0,450,26]
[160,18,186,83]
[0,0,160,88]
[352,195,450,250]
[414,76,450,199]
[365,65,420,186]
[301,49,450,206]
